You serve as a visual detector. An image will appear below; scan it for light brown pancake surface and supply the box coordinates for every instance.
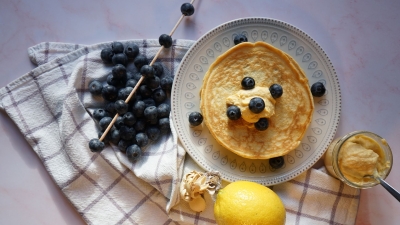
[200,41,314,159]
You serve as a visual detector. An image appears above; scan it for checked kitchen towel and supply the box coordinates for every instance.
[0,39,360,225]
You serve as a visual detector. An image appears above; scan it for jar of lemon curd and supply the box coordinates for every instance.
[324,131,392,188]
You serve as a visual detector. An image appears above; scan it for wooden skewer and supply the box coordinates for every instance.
[170,15,185,37]
[99,0,196,142]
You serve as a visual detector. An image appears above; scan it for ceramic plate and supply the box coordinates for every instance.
[171,18,341,185]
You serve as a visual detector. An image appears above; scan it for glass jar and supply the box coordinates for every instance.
[324,131,393,188]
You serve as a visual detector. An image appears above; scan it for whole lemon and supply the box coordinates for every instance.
[214,180,286,225]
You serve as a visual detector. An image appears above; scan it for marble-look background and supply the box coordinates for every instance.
[1,0,399,224]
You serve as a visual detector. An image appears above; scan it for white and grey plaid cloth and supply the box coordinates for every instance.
[0,40,360,225]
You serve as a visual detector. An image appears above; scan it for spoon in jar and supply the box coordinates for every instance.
[364,170,400,202]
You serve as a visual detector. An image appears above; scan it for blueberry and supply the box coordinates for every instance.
[126,79,138,88]
[135,133,149,147]
[181,3,195,16]
[120,125,136,140]
[93,108,109,121]
[152,62,164,76]
[126,144,142,162]
[126,71,135,80]
[118,139,132,152]
[129,91,143,102]
[269,156,284,169]
[110,129,121,144]
[140,65,154,78]
[226,105,241,120]
[114,99,129,115]
[132,100,146,117]
[102,84,118,101]
[249,97,265,114]
[147,118,158,125]
[105,102,117,115]
[234,34,248,45]
[112,53,128,66]
[241,77,255,90]
[143,98,156,108]
[269,84,283,99]
[139,85,152,98]
[124,43,139,59]
[134,118,147,132]
[132,72,143,81]
[146,125,161,141]
[311,82,326,97]
[89,138,105,152]
[188,111,203,126]
[254,118,269,131]
[107,74,125,88]
[99,117,113,131]
[114,116,125,129]
[105,74,115,85]
[159,117,170,133]
[157,103,170,118]
[89,80,103,95]
[112,64,127,80]
[152,88,167,104]
[144,106,158,121]
[123,112,136,126]
[144,98,158,109]
[134,55,148,70]
[160,76,173,93]
[100,47,114,64]
[118,87,133,100]
[111,41,124,54]
[145,76,160,89]
[159,34,173,48]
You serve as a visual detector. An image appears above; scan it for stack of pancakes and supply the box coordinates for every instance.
[200,41,314,159]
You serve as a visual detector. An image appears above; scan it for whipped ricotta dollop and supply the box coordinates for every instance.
[226,86,275,123]
[180,171,221,212]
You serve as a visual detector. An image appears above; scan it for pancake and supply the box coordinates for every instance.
[200,41,314,159]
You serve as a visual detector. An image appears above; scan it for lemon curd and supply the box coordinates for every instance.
[324,131,392,188]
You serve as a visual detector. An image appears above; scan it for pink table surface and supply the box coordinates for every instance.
[1,0,399,224]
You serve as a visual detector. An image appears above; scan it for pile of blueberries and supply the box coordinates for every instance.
[88,2,195,162]
[88,41,173,161]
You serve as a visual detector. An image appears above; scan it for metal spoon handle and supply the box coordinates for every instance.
[377,177,400,202]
